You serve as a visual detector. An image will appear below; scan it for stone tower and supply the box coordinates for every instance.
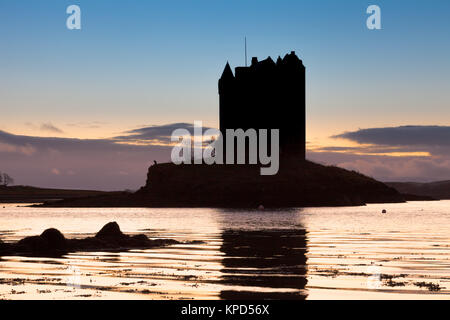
[219,51,305,159]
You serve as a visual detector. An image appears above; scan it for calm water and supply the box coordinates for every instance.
[0,201,449,300]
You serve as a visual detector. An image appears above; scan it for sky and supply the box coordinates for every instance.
[1,0,450,190]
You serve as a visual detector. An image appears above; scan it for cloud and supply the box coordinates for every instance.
[40,123,64,134]
[0,125,176,190]
[114,122,216,145]
[306,125,450,182]
[0,122,218,189]
[3,123,450,189]
[307,150,450,182]
[66,121,108,129]
[333,125,450,147]
[340,157,450,182]
[25,122,65,134]
[0,142,36,156]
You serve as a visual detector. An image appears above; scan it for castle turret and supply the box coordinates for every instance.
[219,62,234,92]
[219,62,235,138]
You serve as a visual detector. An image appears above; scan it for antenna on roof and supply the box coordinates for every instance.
[244,37,247,67]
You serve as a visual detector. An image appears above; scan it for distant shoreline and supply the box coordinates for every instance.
[0,185,115,204]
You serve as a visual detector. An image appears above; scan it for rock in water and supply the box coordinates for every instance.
[17,236,48,252]
[95,222,126,240]
[131,234,149,242]
[16,228,68,254]
[0,239,7,253]
[40,228,67,250]
[0,222,187,257]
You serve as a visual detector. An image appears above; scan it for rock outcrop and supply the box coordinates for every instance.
[16,228,68,254]
[95,222,126,240]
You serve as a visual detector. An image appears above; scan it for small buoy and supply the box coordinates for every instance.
[382,209,387,214]
[258,205,265,211]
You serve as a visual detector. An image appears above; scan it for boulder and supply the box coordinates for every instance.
[17,236,48,252]
[0,239,12,255]
[131,234,149,242]
[2,222,182,257]
[14,228,67,254]
[40,228,67,250]
[95,222,126,240]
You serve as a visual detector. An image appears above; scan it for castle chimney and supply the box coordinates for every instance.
[291,51,295,55]
[251,57,258,66]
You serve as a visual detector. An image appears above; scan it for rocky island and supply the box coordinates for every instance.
[40,159,404,208]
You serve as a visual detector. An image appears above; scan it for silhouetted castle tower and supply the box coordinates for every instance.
[219,51,305,160]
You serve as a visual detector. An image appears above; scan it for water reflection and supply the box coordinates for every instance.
[1,203,449,299]
[219,228,308,299]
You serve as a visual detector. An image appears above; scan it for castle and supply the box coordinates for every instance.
[219,51,305,159]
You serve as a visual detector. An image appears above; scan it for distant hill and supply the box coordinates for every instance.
[0,185,111,203]
[386,181,450,200]
[41,159,404,208]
